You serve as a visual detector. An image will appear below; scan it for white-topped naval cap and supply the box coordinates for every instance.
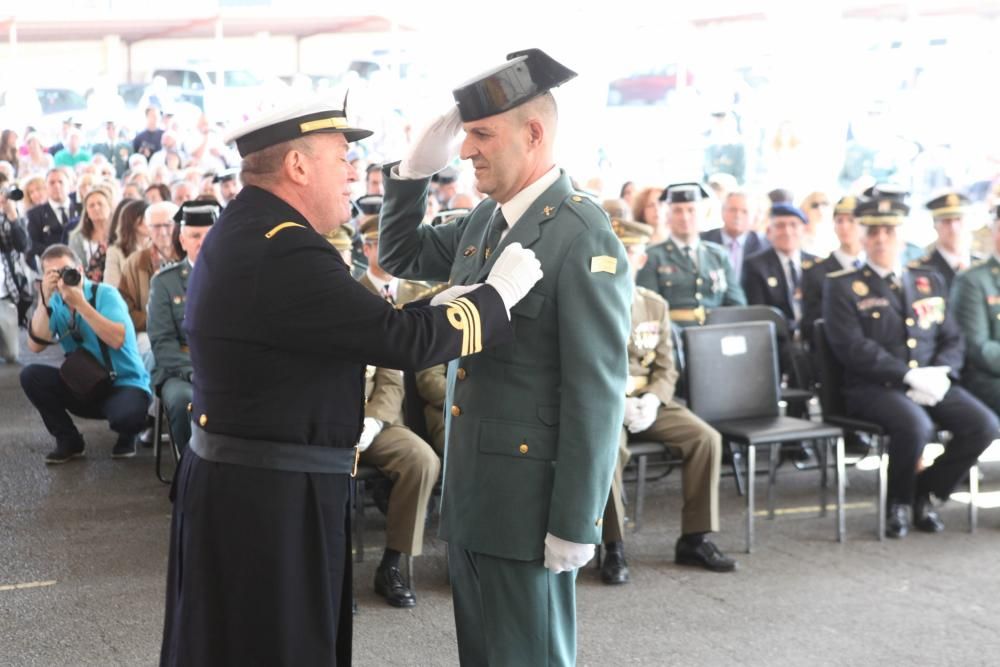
[224,98,373,157]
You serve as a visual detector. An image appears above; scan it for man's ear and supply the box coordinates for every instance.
[284,149,309,186]
[526,118,545,147]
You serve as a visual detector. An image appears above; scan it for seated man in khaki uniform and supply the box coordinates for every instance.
[354,216,441,608]
[601,217,736,584]
[415,364,447,456]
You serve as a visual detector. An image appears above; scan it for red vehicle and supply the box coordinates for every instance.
[607,65,695,105]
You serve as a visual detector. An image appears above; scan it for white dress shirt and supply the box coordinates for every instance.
[496,164,561,240]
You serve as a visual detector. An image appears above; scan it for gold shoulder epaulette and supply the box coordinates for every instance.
[828,266,858,279]
[265,221,307,239]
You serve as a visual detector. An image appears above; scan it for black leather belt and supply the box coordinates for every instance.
[189,424,357,475]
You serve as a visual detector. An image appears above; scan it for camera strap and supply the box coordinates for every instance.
[60,284,116,380]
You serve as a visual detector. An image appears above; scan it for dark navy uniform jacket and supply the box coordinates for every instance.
[912,247,982,291]
[822,264,964,390]
[184,185,511,449]
[742,247,818,328]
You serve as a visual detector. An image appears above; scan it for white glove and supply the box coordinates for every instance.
[627,393,661,434]
[904,366,951,402]
[543,533,595,573]
[623,397,643,430]
[485,243,543,316]
[357,418,383,452]
[430,284,481,306]
[906,388,940,407]
[397,107,464,180]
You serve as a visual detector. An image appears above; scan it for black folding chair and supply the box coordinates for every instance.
[684,321,845,552]
[812,319,979,539]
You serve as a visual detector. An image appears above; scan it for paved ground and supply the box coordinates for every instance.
[2,337,1000,666]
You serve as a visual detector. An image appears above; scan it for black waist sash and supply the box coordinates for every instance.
[189,424,356,475]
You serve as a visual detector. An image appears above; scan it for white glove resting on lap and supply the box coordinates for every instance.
[357,418,383,452]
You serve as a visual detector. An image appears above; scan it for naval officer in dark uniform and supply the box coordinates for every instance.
[159,100,542,667]
[822,196,998,539]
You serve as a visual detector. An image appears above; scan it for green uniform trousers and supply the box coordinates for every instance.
[161,377,193,451]
[603,400,722,542]
[361,425,440,556]
[448,542,577,666]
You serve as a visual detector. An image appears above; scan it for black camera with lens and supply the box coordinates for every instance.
[3,185,23,202]
[57,266,82,286]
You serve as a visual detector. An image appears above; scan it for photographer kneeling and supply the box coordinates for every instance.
[21,244,151,463]
[1,181,30,363]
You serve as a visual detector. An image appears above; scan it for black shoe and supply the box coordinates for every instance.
[374,564,416,608]
[600,545,630,585]
[913,494,944,533]
[675,537,736,572]
[111,434,137,459]
[45,438,85,464]
[886,503,910,538]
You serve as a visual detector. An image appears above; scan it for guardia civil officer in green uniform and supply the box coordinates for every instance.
[379,49,631,666]
[147,200,219,452]
[913,192,981,291]
[822,196,998,539]
[636,183,746,326]
[950,206,1000,416]
[159,100,543,667]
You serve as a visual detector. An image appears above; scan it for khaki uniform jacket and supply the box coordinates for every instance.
[379,166,632,560]
[627,286,678,403]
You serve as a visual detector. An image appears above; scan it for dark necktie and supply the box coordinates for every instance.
[787,258,802,320]
[58,206,67,227]
[683,245,697,269]
[381,283,395,306]
[885,272,900,290]
[853,258,864,270]
[484,207,507,260]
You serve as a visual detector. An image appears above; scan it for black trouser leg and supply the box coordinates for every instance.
[919,385,999,500]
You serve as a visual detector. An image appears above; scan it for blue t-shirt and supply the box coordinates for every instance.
[49,279,151,395]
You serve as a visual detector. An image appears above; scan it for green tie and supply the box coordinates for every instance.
[484,207,507,260]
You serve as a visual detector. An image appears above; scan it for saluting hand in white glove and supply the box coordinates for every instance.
[398,107,464,180]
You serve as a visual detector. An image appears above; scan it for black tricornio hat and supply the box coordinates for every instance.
[452,48,577,122]
[659,182,711,204]
[174,200,221,227]
[212,167,240,184]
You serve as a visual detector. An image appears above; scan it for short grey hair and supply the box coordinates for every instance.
[145,201,180,223]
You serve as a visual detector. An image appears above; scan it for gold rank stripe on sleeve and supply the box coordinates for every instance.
[445,297,483,356]
[264,221,307,239]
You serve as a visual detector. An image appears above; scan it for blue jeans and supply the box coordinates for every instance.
[20,364,150,445]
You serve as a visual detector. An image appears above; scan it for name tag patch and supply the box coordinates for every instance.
[591,256,618,274]
[856,297,889,311]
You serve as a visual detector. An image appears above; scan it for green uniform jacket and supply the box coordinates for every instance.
[379,165,632,560]
[147,258,193,389]
[950,256,1000,413]
[635,238,746,325]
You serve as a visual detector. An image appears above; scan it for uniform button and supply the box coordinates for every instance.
[905,318,915,326]
[695,293,702,300]
[908,360,919,369]
[456,368,467,380]
[199,414,208,427]
[696,278,703,286]
[872,312,881,319]
[996,313,1000,321]
[907,338,917,349]
[187,402,192,413]
[451,405,462,417]
[595,517,603,527]
[519,443,528,455]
